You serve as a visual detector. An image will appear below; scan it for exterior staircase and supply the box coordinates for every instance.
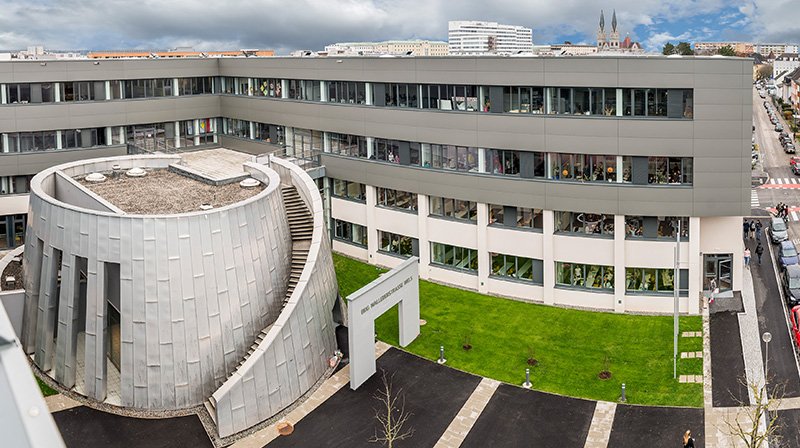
[204,185,313,423]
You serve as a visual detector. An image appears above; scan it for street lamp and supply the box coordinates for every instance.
[762,332,772,386]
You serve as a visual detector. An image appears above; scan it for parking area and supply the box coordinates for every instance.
[607,405,704,448]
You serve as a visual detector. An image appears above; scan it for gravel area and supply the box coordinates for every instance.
[76,169,264,215]
[1,258,23,290]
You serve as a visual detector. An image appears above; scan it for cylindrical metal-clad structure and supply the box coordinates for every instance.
[21,154,293,409]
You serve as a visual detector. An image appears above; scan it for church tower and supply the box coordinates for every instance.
[609,10,620,48]
[597,10,607,49]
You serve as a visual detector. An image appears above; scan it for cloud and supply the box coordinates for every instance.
[0,0,787,54]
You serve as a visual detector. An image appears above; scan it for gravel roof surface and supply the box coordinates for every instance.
[76,169,264,215]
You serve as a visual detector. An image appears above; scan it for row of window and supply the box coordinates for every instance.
[3,78,695,120]
[0,175,33,195]
[332,183,690,240]
[2,77,216,104]
[321,129,693,185]
[331,221,687,294]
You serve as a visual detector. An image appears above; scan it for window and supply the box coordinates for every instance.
[555,211,614,236]
[374,138,401,164]
[549,153,618,181]
[0,175,33,195]
[491,253,541,283]
[485,149,520,175]
[62,128,106,148]
[429,196,477,222]
[252,78,282,97]
[623,88,671,117]
[625,216,689,240]
[421,84,479,111]
[380,231,416,258]
[333,219,367,247]
[330,133,367,158]
[329,81,366,104]
[377,187,417,211]
[626,268,687,294]
[648,157,693,185]
[431,242,478,272]
[503,86,544,114]
[253,122,284,145]
[379,83,418,108]
[62,81,105,101]
[223,118,249,138]
[488,204,543,229]
[422,144,478,171]
[332,179,366,202]
[178,77,214,95]
[556,262,614,290]
[123,79,173,98]
[6,83,57,104]
[5,131,57,152]
[287,80,321,101]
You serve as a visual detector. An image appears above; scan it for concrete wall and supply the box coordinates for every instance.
[21,155,293,410]
[210,156,338,438]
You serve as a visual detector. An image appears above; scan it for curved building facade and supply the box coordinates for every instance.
[0,56,750,321]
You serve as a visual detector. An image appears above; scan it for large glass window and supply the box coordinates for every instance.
[333,219,367,247]
[332,179,366,202]
[329,81,366,104]
[488,205,544,230]
[485,149,520,176]
[379,83,418,108]
[421,144,478,171]
[6,83,57,104]
[62,81,104,101]
[222,118,249,138]
[503,87,545,114]
[62,128,106,149]
[431,242,478,272]
[374,138,401,164]
[5,131,57,152]
[555,211,614,236]
[123,79,173,99]
[377,187,417,212]
[252,78,282,97]
[421,84,479,111]
[625,216,689,240]
[429,196,477,222]
[491,253,539,283]
[379,231,416,257]
[178,77,214,95]
[287,80,321,101]
[330,133,367,158]
[253,122,284,145]
[549,153,618,181]
[556,262,614,290]
[648,157,693,185]
[625,268,686,293]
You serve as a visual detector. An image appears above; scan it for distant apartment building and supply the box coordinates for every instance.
[693,42,754,55]
[324,40,448,56]
[87,49,274,59]
[774,53,800,79]
[448,21,533,55]
[757,43,799,56]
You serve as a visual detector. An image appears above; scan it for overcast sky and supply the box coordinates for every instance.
[0,0,797,54]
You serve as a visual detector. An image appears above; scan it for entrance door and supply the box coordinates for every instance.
[704,254,733,292]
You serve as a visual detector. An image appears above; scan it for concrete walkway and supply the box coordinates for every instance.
[434,378,499,448]
[584,401,616,448]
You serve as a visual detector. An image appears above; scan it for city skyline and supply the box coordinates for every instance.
[0,0,795,54]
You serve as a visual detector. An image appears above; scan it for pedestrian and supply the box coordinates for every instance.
[755,221,763,240]
[756,243,764,265]
[749,220,756,239]
[743,220,750,239]
[683,429,695,448]
[744,248,751,268]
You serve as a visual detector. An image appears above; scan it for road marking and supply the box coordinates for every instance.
[751,191,760,207]
[792,211,798,222]
[770,178,777,184]
[792,178,798,184]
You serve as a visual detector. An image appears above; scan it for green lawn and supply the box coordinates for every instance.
[36,377,58,397]
[334,253,703,407]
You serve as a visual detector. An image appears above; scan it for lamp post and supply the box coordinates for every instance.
[762,332,772,388]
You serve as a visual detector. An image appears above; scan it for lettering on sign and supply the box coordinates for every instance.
[360,276,413,315]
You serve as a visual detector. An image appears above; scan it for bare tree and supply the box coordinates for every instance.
[724,379,783,448]
[369,370,414,448]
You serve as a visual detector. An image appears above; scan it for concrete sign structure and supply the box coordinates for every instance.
[346,257,420,389]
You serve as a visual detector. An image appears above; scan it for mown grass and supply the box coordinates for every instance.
[36,377,58,397]
[334,253,703,407]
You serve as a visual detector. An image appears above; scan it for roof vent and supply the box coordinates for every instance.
[239,178,261,188]
[85,172,107,183]
[126,167,146,177]
[199,203,213,211]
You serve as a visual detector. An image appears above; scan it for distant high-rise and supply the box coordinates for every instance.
[448,21,533,55]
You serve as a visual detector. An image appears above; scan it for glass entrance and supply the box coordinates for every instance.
[704,254,733,292]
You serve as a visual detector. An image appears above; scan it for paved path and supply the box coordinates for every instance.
[434,378,499,448]
[584,401,616,448]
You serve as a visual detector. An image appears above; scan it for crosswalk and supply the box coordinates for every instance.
[763,178,800,188]
[765,206,800,221]
[751,190,760,207]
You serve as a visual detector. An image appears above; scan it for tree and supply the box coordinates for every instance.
[718,45,736,57]
[676,42,694,55]
[662,42,676,55]
[370,371,414,448]
[756,64,773,80]
[723,378,784,448]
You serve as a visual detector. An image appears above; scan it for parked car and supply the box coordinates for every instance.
[786,143,796,154]
[771,216,789,243]
[792,162,800,175]
[776,124,784,132]
[791,305,800,351]
[784,265,800,307]
[780,241,799,268]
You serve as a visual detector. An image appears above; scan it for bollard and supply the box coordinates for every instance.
[620,383,627,402]
[522,368,532,389]
[437,345,446,364]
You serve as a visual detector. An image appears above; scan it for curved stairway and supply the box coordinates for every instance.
[204,185,313,423]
